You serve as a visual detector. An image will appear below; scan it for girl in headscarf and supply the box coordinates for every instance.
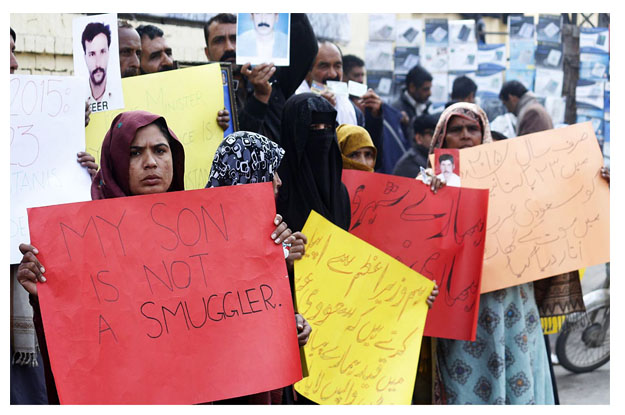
[17,112,295,404]
[336,124,377,172]
[207,130,312,405]
[276,93,351,232]
[428,103,555,404]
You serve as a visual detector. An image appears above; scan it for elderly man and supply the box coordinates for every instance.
[81,22,112,106]
[118,20,141,78]
[136,24,174,74]
[203,13,317,144]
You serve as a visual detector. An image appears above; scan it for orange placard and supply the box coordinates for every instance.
[459,122,610,292]
[28,183,302,404]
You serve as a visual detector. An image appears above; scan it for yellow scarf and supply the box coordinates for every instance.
[336,124,377,172]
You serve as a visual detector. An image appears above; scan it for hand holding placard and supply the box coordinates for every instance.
[27,183,302,404]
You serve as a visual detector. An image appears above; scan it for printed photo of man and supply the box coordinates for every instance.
[437,153,461,187]
[236,13,289,66]
[73,13,124,113]
[82,22,111,104]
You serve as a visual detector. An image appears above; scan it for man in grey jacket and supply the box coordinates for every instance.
[499,80,553,136]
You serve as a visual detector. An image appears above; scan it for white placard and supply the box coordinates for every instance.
[10,75,93,263]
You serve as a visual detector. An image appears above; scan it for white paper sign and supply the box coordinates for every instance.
[347,80,368,97]
[10,75,93,263]
[326,80,348,96]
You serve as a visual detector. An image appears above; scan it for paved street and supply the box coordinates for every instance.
[550,263,610,405]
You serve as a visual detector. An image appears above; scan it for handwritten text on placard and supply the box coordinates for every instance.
[28,184,301,404]
[458,122,610,292]
[10,75,91,263]
[342,170,489,341]
[294,211,433,405]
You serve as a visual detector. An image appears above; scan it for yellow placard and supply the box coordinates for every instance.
[294,211,434,405]
[85,64,224,190]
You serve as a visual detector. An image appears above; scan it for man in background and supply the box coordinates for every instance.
[342,53,409,173]
[118,20,141,78]
[391,64,432,140]
[499,80,553,136]
[445,75,477,108]
[136,24,174,74]
[393,113,438,178]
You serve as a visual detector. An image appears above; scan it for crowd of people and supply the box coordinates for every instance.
[10,13,609,405]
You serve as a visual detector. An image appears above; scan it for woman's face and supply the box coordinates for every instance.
[444,115,482,149]
[347,147,376,170]
[128,123,174,195]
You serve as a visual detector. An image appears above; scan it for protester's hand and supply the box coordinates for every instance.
[426,281,439,309]
[319,89,337,107]
[271,214,292,245]
[429,175,445,194]
[77,151,98,179]
[358,88,382,117]
[17,244,46,297]
[400,111,409,126]
[295,313,312,346]
[217,108,230,131]
[85,100,91,127]
[285,231,307,273]
[242,62,275,104]
[601,167,610,185]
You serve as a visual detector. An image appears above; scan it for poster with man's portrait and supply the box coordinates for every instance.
[236,13,290,66]
[434,148,461,187]
[72,13,124,113]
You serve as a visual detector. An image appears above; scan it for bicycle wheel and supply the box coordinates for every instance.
[555,303,610,373]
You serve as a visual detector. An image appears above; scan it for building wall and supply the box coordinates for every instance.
[10,13,210,75]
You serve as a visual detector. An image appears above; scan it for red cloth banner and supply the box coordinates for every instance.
[28,183,302,404]
[342,170,489,341]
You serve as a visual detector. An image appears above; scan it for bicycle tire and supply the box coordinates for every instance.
[555,303,610,374]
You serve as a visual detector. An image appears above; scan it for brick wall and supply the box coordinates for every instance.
[10,13,209,75]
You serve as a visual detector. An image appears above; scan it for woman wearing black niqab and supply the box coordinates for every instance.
[276,93,351,232]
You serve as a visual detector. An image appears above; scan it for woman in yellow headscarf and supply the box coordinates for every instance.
[336,124,377,172]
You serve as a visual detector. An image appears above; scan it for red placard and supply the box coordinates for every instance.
[28,183,302,404]
[342,170,489,341]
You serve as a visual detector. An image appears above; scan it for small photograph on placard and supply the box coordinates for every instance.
[434,148,461,187]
